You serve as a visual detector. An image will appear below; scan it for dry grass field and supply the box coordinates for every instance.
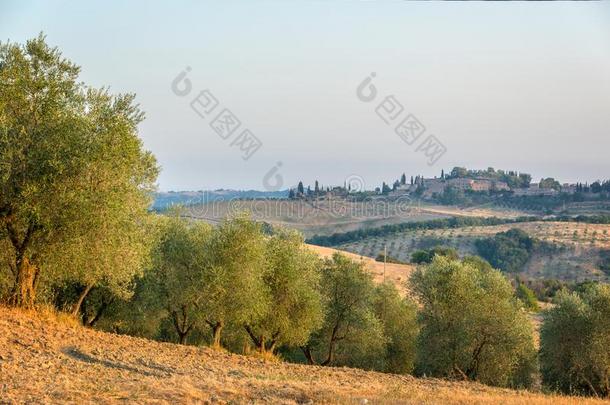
[182,199,527,238]
[306,244,416,295]
[336,221,610,282]
[1,306,605,405]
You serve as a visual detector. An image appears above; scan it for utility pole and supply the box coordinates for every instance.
[383,244,387,283]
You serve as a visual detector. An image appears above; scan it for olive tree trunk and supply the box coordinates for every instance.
[10,257,38,308]
[71,284,94,317]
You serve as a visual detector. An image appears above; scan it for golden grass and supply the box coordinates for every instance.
[307,244,416,295]
[0,305,606,404]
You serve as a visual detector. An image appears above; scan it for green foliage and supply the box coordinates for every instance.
[450,167,468,178]
[446,167,531,189]
[244,228,324,353]
[304,253,386,368]
[462,256,494,272]
[307,216,537,247]
[372,283,418,374]
[412,256,537,388]
[375,252,407,264]
[411,246,459,264]
[200,215,269,346]
[147,216,213,344]
[439,186,468,205]
[133,215,270,346]
[539,177,561,190]
[302,253,418,374]
[540,284,610,397]
[515,282,539,312]
[0,35,158,307]
[475,228,536,273]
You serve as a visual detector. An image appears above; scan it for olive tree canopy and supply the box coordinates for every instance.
[0,35,158,308]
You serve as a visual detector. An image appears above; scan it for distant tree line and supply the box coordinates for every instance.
[446,167,532,189]
[308,214,610,248]
[307,216,539,246]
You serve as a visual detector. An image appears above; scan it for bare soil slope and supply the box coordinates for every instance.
[0,307,603,404]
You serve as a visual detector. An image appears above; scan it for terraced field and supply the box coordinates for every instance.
[335,221,610,282]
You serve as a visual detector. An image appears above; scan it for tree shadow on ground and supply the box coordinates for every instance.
[61,346,170,378]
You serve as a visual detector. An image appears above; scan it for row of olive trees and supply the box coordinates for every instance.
[143,215,323,351]
[98,216,539,387]
[98,215,418,375]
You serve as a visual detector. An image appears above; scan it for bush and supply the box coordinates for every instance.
[411,247,459,264]
[412,256,537,388]
[540,284,610,397]
[475,228,536,272]
[375,253,407,265]
[515,282,540,312]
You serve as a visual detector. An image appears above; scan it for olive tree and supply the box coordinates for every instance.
[148,216,212,344]
[412,256,537,388]
[244,228,323,354]
[201,215,268,347]
[540,283,610,397]
[0,35,157,308]
[372,282,419,374]
[302,253,386,368]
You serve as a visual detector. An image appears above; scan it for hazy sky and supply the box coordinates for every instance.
[1,1,609,191]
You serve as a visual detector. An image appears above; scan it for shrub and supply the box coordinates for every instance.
[411,246,459,264]
[515,282,540,312]
[475,228,536,272]
[375,253,407,265]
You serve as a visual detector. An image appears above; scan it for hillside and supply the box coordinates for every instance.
[180,199,526,238]
[0,307,604,405]
[306,244,416,295]
[335,221,610,283]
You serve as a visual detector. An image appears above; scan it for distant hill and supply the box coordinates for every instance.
[153,189,288,210]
